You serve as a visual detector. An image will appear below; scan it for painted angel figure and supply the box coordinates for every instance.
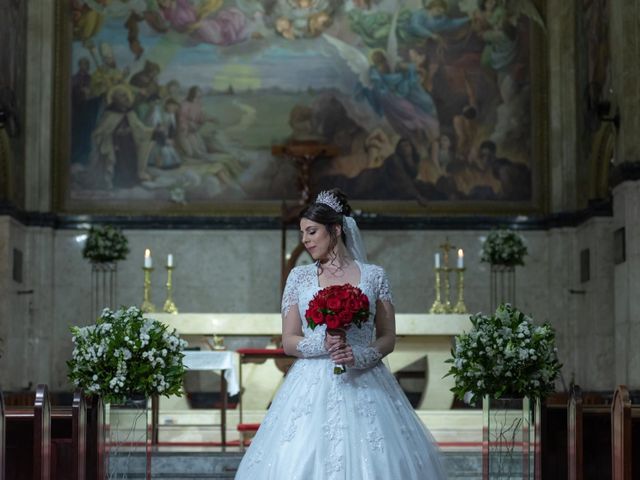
[323,32,440,148]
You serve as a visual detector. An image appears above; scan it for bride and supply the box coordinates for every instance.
[235,189,446,479]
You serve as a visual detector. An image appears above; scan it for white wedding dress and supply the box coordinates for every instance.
[235,261,446,480]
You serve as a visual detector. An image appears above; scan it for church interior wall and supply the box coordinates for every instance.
[3,222,583,393]
[1,220,622,393]
[573,217,616,390]
[3,0,640,400]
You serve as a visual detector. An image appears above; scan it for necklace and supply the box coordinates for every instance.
[316,256,351,278]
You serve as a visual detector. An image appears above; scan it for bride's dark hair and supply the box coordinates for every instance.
[299,189,352,267]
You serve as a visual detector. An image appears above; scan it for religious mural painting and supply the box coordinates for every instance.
[58,0,545,213]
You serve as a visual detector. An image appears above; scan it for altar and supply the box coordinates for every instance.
[156,313,470,410]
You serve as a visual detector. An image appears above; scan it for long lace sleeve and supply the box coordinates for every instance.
[296,325,328,358]
[351,344,383,369]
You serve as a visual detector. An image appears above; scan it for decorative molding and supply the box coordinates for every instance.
[0,201,613,231]
[610,162,640,188]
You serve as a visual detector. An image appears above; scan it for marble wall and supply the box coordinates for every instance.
[0,217,54,390]
[574,217,616,389]
[613,181,640,387]
[2,221,610,392]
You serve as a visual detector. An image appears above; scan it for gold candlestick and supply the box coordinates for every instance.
[429,268,446,313]
[141,267,156,313]
[442,267,452,313]
[163,266,178,314]
[430,238,464,314]
[453,268,468,314]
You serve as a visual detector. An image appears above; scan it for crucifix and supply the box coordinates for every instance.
[438,237,457,270]
[271,141,340,208]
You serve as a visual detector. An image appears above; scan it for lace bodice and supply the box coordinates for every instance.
[281,261,393,348]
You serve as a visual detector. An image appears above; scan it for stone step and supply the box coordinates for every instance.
[108,450,483,479]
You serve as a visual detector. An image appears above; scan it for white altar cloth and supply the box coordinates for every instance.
[183,351,240,396]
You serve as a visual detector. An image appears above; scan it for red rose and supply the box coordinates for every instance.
[337,310,351,326]
[338,288,351,301]
[346,299,360,313]
[311,309,325,325]
[326,314,341,330]
[327,296,342,311]
[314,296,327,310]
[358,297,369,311]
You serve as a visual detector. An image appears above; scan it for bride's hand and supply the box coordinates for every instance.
[330,344,355,367]
[324,330,344,352]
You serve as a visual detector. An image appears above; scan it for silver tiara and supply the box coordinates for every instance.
[315,191,342,213]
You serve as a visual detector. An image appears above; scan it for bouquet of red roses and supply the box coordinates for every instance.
[305,284,371,374]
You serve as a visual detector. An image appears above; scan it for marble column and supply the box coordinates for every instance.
[547,0,580,212]
[24,0,55,212]
[612,181,640,388]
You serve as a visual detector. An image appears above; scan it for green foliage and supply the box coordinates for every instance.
[480,229,528,266]
[82,225,129,263]
[67,306,187,403]
[446,304,562,404]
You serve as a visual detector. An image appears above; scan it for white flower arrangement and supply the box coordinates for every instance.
[481,229,528,266]
[446,304,561,404]
[82,225,130,263]
[67,306,187,403]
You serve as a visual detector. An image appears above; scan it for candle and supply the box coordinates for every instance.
[144,249,152,268]
[167,253,174,268]
[457,249,464,268]
[435,253,441,269]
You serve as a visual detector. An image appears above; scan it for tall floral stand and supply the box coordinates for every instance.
[91,262,118,318]
[106,395,151,480]
[490,265,515,311]
[482,396,541,479]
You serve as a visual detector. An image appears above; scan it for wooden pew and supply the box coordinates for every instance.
[566,385,611,480]
[567,385,583,480]
[72,391,87,480]
[5,387,95,480]
[5,384,52,480]
[611,385,640,480]
[33,384,51,479]
[50,390,87,480]
[85,395,105,480]
[540,392,568,479]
